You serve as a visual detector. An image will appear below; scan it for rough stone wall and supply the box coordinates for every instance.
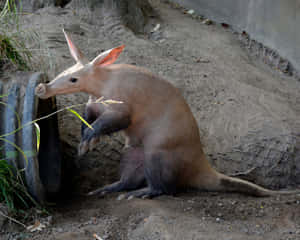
[169,0,300,75]
[18,0,70,12]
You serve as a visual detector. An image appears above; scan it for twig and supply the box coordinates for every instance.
[0,210,26,228]
[229,166,256,177]
[0,98,122,139]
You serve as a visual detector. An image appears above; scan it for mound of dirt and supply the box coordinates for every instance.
[19,0,300,189]
[1,1,300,240]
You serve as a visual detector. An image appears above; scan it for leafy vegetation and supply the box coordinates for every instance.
[0,159,38,211]
[0,95,39,212]
[0,0,31,72]
[0,1,36,212]
[0,0,120,214]
[0,95,119,213]
[0,34,30,71]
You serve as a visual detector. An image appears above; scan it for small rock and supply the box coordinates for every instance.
[151,24,160,33]
[184,207,192,212]
[91,217,97,225]
[203,19,213,25]
[196,58,210,63]
[127,195,134,200]
[216,217,221,222]
[117,194,126,201]
[102,234,109,239]
[187,9,195,15]
[221,23,229,28]
[43,216,53,226]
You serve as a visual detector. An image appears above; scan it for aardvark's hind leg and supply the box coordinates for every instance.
[121,150,179,199]
[87,147,146,196]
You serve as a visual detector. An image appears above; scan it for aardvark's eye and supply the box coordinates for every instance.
[70,77,78,83]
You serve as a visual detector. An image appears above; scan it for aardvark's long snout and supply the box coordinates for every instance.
[35,83,50,99]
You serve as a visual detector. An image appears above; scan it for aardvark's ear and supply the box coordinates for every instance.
[63,29,85,63]
[91,45,125,67]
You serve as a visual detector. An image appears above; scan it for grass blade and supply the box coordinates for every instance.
[68,108,94,130]
[0,137,28,166]
[0,101,21,128]
[0,93,9,98]
[34,122,40,151]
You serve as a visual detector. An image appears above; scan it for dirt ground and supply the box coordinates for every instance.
[2,192,300,240]
[1,0,300,239]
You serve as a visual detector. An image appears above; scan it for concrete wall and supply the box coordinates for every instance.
[170,0,300,72]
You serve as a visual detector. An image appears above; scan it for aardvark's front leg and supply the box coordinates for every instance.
[78,97,107,156]
[81,109,131,151]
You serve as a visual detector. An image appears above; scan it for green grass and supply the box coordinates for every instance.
[0,0,121,214]
[0,159,38,211]
[0,97,39,212]
[0,94,118,212]
[0,0,31,72]
[0,34,30,71]
[0,1,37,212]
[0,0,87,215]
[0,3,41,212]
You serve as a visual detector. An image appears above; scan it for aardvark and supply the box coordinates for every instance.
[35,30,299,199]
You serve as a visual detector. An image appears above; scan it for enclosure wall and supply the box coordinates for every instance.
[170,0,300,72]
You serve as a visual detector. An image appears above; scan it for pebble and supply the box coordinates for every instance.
[117,194,126,201]
[187,9,195,15]
[203,19,213,25]
[184,207,192,212]
[151,24,160,33]
[102,234,109,239]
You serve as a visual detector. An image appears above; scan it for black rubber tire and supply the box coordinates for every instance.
[0,72,62,202]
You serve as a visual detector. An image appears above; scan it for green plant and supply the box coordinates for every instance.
[0,0,31,72]
[0,94,39,212]
[0,34,30,70]
[0,159,38,211]
[0,93,120,212]
[0,1,36,212]
[0,0,120,208]
[0,0,102,214]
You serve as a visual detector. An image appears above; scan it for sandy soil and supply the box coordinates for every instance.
[2,192,300,240]
[1,0,300,239]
